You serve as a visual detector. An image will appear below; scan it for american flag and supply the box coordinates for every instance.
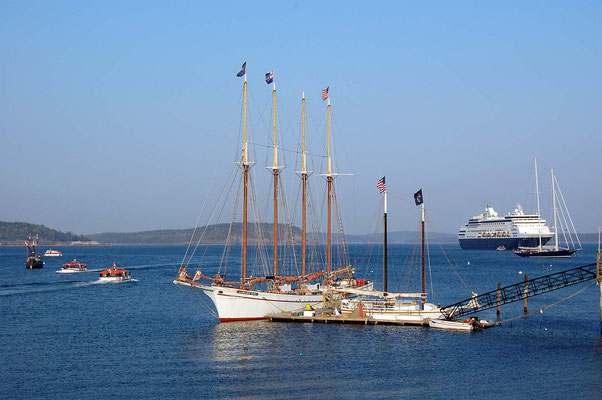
[321,87,329,101]
[376,177,386,194]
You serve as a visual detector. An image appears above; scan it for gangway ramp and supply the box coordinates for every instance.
[440,263,599,319]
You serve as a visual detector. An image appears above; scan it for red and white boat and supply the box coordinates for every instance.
[99,261,131,282]
[58,259,87,273]
[429,317,493,331]
[44,249,62,257]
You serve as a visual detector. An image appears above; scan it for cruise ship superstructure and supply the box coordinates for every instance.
[458,205,552,250]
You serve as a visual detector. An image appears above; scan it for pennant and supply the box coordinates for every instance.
[265,70,274,84]
[236,62,246,77]
[414,189,423,206]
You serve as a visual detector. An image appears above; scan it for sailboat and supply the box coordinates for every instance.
[25,234,44,269]
[174,64,366,322]
[338,188,442,324]
[515,166,582,258]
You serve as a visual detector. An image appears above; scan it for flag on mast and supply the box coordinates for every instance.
[376,177,386,194]
[236,62,246,77]
[265,70,274,84]
[414,189,423,205]
[321,87,329,101]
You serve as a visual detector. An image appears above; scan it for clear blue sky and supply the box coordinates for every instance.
[1,1,600,235]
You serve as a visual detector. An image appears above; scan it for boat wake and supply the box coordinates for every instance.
[91,278,139,285]
[0,278,139,295]
[0,280,96,296]
[84,263,179,273]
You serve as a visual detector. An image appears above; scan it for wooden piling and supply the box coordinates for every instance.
[524,274,528,313]
[497,282,501,318]
[597,247,601,334]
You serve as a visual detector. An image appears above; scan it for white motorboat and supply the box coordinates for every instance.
[44,249,62,257]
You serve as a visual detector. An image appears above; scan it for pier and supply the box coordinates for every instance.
[268,310,430,326]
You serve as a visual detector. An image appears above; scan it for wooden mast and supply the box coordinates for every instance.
[421,203,426,307]
[272,76,279,279]
[383,180,388,293]
[327,98,332,279]
[301,93,307,278]
[242,74,248,284]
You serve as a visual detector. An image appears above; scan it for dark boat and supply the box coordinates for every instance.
[514,247,579,258]
[25,234,44,269]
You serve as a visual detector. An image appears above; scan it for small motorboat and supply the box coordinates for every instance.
[429,317,492,331]
[99,261,131,282]
[496,245,506,251]
[58,259,87,273]
[44,249,63,257]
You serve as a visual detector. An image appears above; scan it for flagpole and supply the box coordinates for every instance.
[421,203,426,308]
[383,187,388,293]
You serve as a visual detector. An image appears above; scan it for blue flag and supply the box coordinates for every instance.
[414,189,423,206]
[236,62,246,77]
[265,71,274,84]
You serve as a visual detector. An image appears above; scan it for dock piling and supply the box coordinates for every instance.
[596,245,602,334]
[497,282,501,318]
[524,274,528,313]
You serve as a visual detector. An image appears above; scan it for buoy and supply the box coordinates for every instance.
[519,271,523,274]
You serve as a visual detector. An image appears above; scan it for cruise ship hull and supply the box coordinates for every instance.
[459,236,552,250]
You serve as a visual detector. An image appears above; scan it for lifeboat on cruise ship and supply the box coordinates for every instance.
[58,259,87,273]
[44,249,62,257]
[99,261,131,282]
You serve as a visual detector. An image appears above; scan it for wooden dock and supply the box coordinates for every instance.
[267,310,429,326]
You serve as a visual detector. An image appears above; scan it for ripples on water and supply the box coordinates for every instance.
[1,244,602,399]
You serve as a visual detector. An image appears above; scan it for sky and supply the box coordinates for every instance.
[1,1,601,235]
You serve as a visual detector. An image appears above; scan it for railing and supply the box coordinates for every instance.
[440,263,598,319]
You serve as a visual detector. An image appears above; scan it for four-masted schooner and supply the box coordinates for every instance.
[173,63,367,322]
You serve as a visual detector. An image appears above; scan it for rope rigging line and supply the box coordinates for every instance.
[425,224,435,301]
[401,228,421,294]
[184,164,239,271]
[179,168,218,270]
[176,285,218,319]
[218,172,243,279]
[554,176,581,249]
[426,218,474,295]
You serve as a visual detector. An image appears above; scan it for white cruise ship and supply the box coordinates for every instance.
[458,204,552,250]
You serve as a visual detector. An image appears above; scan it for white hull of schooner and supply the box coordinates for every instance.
[175,280,323,322]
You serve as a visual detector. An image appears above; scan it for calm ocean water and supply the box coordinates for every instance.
[1,243,602,399]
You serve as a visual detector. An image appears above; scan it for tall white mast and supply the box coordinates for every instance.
[552,168,558,251]
[535,158,542,250]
